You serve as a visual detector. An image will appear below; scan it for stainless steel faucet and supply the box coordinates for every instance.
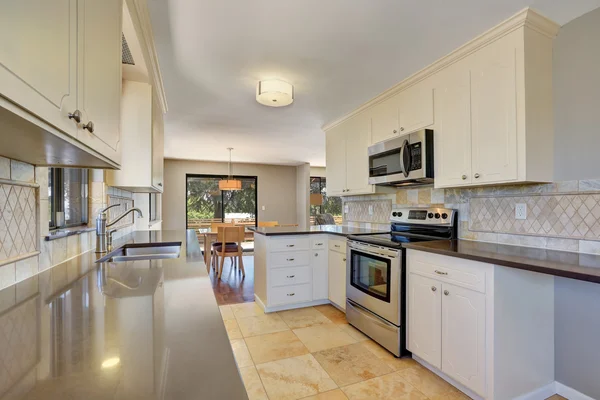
[95,204,143,253]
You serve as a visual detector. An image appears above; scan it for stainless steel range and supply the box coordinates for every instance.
[346,207,457,357]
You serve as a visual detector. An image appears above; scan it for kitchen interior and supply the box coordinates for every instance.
[1,1,600,400]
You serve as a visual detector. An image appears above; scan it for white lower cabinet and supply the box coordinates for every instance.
[328,245,347,310]
[407,249,555,399]
[312,250,329,301]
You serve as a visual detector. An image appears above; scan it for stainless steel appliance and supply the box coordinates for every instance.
[346,207,456,357]
[368,129,434,187]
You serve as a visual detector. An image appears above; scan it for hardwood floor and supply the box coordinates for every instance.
[208,255,255,305]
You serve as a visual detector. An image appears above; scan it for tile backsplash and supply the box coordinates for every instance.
[343,179,600,254]
[0,185,37,260]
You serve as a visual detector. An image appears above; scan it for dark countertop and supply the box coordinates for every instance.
[0,230,248,400]
[403,239,600,284]
[249,224,390,237]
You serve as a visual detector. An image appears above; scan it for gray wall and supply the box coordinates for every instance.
[162,159,298,230]
[553,7,600,398]
[296,163,311,230]
[553,7,600,181]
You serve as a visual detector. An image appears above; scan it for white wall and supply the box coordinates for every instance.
[310,166,326,177]
[162,159,298,230]
[296,163,311,229]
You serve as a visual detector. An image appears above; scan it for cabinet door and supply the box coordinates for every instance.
[152,97,165,192]
[0,0,78,137]
[312,250,328,301]
[77,0,122,163]
[328,250,347,310]
[470,38,518,184]
[441,282,486,396]
[370,95,400,144]
[398,83,434,134]
[325,125,346,196]
[345,113,372,194]
[434,64,473,188]
[408,273,442,368]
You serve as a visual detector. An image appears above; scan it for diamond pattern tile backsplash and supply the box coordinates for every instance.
[344,200,392,223]
[470,193,600,240]
[0,185,37,261]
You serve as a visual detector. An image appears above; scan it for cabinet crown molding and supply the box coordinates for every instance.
[322,7,560,132]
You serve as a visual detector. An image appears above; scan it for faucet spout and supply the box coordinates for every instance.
[106,207,144,228]
[96,206,144,253]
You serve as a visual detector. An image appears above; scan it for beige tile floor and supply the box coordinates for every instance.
[220,302,568,400]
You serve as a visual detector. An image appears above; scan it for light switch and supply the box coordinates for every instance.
[368,205,374,215]
[344,204,349,214]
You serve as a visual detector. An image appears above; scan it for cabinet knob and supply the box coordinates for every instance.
[158,183,163,187]
[68,110,82,123]
[83,120,95,133]
[314,253,319,257]
[393,129,398,134]
[444,290,450,296]
[431,286,437,292]
[461,175,467,180]
[343,258,347,262]
[474,173,480,179]
[400,127,405,132]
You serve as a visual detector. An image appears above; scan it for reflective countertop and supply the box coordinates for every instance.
[0,230,248,400]
[249,224,390,237]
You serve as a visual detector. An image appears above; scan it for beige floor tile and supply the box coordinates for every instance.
[360,340,417,371]
[312,343,393,387]
[338,324,370,342]
[230,339,254,367]
[245,330,310,364]
[293,323,358,352]
[224,319,243,340]
[314,304,348,324]
[428,387,472,400]
[341,373,428,400]
[232,302,265,319]
[279,307,332,329]
[300,389,348,399]
[237,313,290,337]
[219,305,235,320]
[545,396,567,400]
[396,364,457,398]
[256,354,337,400]
[240,366,269,400]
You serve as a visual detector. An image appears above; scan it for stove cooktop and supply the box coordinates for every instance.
[347,233,434,249]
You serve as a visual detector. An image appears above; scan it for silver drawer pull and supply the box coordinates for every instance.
[287,275,295,278]
[316,243,323,246]
[334,244,340,248]
[286,244,295,247]
[435,270,448,275]
[287,293,295,296]
[287,258,295,261]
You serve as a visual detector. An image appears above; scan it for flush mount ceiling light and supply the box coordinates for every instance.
[256,79,294,107]
[219,148,242,191]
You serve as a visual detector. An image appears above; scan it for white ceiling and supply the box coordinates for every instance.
[148,0,600,167]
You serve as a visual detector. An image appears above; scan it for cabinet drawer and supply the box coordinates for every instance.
[271,266,311,287]
[270,251,310,268]
[269,236,310,252]
[407,250,488,293]
[311,236,327,249]
[329,238,346,253]
[270,284,312,306]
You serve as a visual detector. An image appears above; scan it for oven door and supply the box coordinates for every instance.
[346,242,401,326]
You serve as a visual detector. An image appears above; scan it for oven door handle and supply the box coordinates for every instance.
[348,245,397,260]
[346,300,398,332]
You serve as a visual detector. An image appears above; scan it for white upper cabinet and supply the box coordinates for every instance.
[77,0,123,164]
[0,0,78,137]
[398,83,434,135]
[152,96,165,191]
[370,95,400,144]
[325,123,347,197]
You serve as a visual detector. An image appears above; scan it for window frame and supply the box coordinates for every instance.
[48,168,89,230]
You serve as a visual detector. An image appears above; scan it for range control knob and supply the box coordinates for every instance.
[435,213,441,219]
[428,213,434,219]
[441,213,448,219]
[397,212,402,217]
[392,212,398,217]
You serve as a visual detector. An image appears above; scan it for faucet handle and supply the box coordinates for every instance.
[97,204,121,219]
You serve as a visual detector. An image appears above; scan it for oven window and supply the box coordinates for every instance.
[350,250,391,302]
[369,149,402,177]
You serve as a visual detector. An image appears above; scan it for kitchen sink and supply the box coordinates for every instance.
[96,242,182,263]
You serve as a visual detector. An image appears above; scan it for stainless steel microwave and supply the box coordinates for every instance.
[368,129,434,187]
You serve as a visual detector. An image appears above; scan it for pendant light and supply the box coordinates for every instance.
[219,148,242,191]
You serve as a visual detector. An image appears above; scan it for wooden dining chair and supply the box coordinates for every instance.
[212,226,245,279]
[258,221,279,227]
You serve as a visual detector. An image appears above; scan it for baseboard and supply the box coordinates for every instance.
[253,294,330,313]
[513,382,556,400]
[556,382,596,400]
[412,356,483,400]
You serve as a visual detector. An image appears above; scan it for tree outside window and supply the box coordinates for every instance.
[310,177,342,223]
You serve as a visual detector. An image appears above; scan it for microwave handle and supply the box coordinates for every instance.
[399,139,410,178]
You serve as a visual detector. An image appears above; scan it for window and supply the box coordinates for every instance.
[149,193,159,222]
[310,177,342,224]
[49,168,89,229]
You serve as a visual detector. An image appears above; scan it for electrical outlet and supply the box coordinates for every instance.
[261,205,266,211]
[344,204,349,214]
[515,203,527,220]
[368,205,374,215]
